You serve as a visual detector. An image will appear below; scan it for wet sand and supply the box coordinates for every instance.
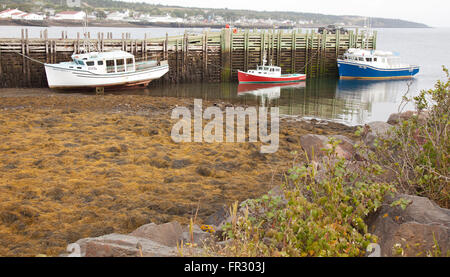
[0,91,356,256]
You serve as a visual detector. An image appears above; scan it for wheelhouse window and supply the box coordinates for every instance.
[106,60,115,73]
[116,59,125,73]
[86,61,95,66]
[126,58,134,72]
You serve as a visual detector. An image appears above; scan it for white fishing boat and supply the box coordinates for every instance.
[337,48,419,80]
[44,51,169,90]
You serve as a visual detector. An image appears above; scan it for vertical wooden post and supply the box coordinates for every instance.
[291,29,296,73]
[25,29,29,55]
[244,29,249,71]
[271,30,275,65]
[165,32,169,60]
[45,30,49,61]
[372,30,377,49]
[260,30,265,65]
[101,32,104,52]
[221,28,232,82]
[175,39,179,82]
[121,33,125,51]
[305,31,309,75]
[21,29,25,54]
[277,30,282,66]
[203,30,208,80]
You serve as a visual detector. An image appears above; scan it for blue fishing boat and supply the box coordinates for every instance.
[337,48,419,80]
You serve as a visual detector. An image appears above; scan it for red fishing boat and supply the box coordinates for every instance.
[238,64,306,83]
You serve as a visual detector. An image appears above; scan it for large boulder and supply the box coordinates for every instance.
[362,121,393,150]
[62,221,212,257]
[387,110,429,125]
[367,194,450,257]
[299,134,355,161]
[70,233,179,257]
[129,221,183,247]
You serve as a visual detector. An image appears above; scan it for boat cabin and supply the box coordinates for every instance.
[61,51,158,74]
[247,65,282,77]
[340,48,407,68]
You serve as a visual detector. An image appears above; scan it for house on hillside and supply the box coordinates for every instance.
[53,11,86,21]
[17,13,45,21]
[0,8,26,19]
[9,10,27,19]
[106,11,129,21]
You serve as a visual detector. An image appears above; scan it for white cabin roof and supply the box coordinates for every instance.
[346,48,395,57]
[71,51,134,61]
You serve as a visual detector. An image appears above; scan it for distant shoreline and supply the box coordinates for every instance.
[0,19,432,29]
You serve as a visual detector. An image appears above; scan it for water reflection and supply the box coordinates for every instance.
[116,77,417,126]
[237,82,306,106]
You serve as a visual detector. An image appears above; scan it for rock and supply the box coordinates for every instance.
[129,221,183,247]
[106,146,120,153]
[181,224,212,246]
[72,233,178,257]
[367,194,450,257]
[387,110,429,125]
[196,164,214,177]
[286,136,299,144]
[205,206,229,227]
[171,159,192,169]
[45,188,65,201]
[299,134,355,161]
[362,121,393,150]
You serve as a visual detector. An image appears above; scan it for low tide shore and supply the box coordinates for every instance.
[0,91,356,257]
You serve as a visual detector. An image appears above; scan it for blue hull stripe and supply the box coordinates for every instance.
[337,61,419,79]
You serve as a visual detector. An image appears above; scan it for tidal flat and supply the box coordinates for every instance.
[0,93,356,256]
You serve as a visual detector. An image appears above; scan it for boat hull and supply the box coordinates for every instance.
[238,70,306,83]
[337,60,419,80]
[44,64,169,90]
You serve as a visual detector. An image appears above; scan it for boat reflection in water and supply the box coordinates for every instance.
[110,77,417,126]
[237,82,306,106]
[336,78,417,123]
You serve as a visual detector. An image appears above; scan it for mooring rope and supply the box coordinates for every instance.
[14,51,46,65]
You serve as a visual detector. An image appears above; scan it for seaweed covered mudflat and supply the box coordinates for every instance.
[0,92,355,256]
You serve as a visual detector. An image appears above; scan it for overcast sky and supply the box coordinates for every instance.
[125,0,449,27]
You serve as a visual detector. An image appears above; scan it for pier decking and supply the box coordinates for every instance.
[0,28,376,88]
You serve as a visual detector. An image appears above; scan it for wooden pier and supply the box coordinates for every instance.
[0,28,376,88]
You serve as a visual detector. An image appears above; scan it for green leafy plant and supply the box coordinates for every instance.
[210,139,394,257]
[358,67,449,208]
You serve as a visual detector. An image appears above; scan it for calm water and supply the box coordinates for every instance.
[0,27,449,125]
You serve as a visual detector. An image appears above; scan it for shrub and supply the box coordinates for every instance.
[212,139,394,257]
[361,67,449,208]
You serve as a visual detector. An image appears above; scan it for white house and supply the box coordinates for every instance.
[106,11,129,21]
[143,14,183,23]
[10,11,28,20]
[53,11,86,21]
[19,13,45,21]
[0,8,25,19]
